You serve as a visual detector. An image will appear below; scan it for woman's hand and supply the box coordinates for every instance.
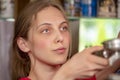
[53,46,109,80]
[95,59,120,80]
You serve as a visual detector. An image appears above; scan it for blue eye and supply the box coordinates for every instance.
[42,29,50,33]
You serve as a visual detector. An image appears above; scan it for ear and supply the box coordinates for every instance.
[17,37,30,52]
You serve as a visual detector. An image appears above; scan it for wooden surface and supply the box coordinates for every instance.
[14,0,30,18]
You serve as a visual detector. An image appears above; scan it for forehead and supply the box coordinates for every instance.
[35,6,65,22]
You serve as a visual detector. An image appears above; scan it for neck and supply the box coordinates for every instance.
[28,60,61,80]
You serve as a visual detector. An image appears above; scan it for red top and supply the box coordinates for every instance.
[19,76,96,80]
[19,77,31,80]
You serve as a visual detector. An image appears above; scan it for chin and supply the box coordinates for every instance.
[48,52,68,66]
[52,57,67,65]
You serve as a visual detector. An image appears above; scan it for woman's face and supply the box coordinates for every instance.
[27,6,70,66]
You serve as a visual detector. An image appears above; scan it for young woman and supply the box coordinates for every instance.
[10,0,108,80]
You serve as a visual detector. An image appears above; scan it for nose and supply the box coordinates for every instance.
[55,31,64,43]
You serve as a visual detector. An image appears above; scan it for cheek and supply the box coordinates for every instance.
[34,39,49,50]
[64,33,71,45]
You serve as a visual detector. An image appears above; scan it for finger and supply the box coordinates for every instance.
[88,55,109,66]
[82,46,103,55]
[86,61,108,71]
[76,71,97,79]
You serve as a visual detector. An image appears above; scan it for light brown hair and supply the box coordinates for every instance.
[10,0,66,80]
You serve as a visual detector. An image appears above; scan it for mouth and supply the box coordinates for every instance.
[53,47,66,54]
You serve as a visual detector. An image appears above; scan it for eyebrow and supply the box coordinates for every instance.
[36,21,68,29]
[60,21,69,26]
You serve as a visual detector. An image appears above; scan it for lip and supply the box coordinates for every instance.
[53,47,66,53]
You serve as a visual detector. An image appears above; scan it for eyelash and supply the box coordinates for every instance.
[60,26,69,31]
[40,26,69,34]
[41,29,50,33]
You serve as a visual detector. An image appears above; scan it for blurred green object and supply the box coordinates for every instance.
[79,18,120,51]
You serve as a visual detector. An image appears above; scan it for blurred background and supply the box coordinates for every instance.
[0,0,120,80]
